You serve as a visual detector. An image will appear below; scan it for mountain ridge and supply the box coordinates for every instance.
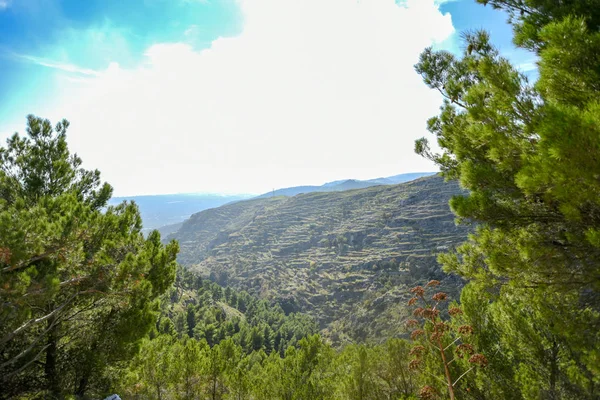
[169,175,471,342]
[255,172,436,199]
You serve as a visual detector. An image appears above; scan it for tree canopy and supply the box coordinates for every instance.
[3,1,600,398]
[0,115,179,399]
[415,0,600,397]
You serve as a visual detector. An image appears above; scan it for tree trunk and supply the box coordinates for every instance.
[185,374,191,400]
[156,382,163,400]
[74,376,88,399]
[44,315,61,399]
[212,375,217,400]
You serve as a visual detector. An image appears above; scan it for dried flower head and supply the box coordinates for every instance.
[0,247,11,264]
[458,325,474,335]
[455,343,474,359]
[468,353,489,367]
[432,292,448,302]
[434,322,449,332]
[448,306,463,317]
[406,319,419,328]
[426,280,441,287]
[411,329,425,340]
[422,308,440,319]
[413,307,425,317]
[411,286,426,297]
[409,345,425,356]
[419,385,439,400]
[409,359,422,371]
[408,297,418,306]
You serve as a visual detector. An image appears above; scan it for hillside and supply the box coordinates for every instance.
[255,172,435,198]
[169,175,471,343]
[160,266,318,354]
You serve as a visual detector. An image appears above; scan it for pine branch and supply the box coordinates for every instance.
[0,344,51,381]
[0,294,75,346]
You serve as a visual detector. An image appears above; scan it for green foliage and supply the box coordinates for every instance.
[158,266,318,355]
[172,175,470,344]
[120,329,427,400]
[118,269,429,399]
[416,0,600,397]
[0,116,179,398]
[406,282,487,400]
[7,2,600,398]
[475,0,600,52]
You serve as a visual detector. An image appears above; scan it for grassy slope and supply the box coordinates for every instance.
[169,175,471,343]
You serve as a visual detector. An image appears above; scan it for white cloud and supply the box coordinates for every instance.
[10,53,102,76]
[43,0,454,195]
[434,0,461,5]
[517,61,538,72]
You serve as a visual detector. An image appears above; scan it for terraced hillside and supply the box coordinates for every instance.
[168,175,471,343]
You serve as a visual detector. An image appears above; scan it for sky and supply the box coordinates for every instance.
[0,0,536,196]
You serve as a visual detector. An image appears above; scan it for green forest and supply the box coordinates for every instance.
[1,0,599,398]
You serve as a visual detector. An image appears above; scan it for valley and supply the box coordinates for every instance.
[168,175,471,343]
[4,0,598,397]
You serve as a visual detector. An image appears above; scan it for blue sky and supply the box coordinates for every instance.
[0,0,536,195]
[0,0,242,122]
[438,0,535,69]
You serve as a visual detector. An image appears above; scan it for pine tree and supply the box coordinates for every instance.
[0,116,179,398]
[415,0,600,396]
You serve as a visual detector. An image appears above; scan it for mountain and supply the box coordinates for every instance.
[255,172,436,198]
[109,193,253,231]
[112,173,435,232]
[168,175,471,343]
[366,172,438,185]
[255,180,375,198]
[156,221,185,238]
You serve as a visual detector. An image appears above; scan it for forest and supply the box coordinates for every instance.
[1,0,599,399]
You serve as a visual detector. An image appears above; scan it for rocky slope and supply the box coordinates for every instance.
[168,175,471,343]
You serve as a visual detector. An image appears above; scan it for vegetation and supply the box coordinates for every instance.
[170,175,470,343]
[415,0,600,397]
[2,0,599,398]
[158,266,318,355]
[118,273,453,400]
[406,281,487,400]
[0,116,179,398]
[117,278,490,400]
[119,330,420,400]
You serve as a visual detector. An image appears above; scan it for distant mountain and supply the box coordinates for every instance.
[156,221,185,238]
[366,172,438,185]
[168,175,470,343]
[256,172,435,198]
[109,193,253,231]
[110,173,434,234]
